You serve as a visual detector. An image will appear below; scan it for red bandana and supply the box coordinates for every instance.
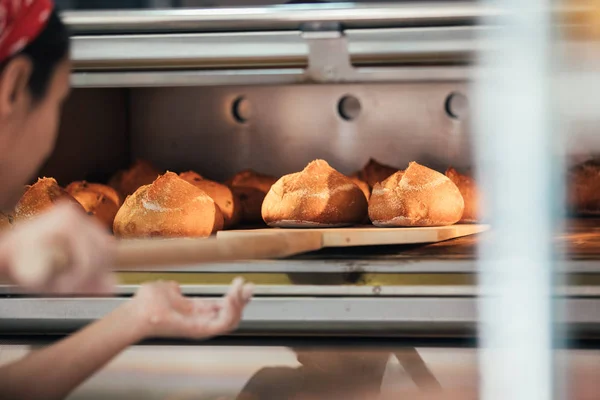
[0,0,54,63]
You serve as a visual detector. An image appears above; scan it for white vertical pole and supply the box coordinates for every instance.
[474,0,559,400]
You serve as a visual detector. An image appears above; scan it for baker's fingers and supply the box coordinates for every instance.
[166,285,195,314]
[192,299,222,314]
[176,305,241,339]
[242,283,254,304]
[226,277,247,308]
[204,291,246,335]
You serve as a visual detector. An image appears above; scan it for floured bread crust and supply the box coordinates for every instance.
[568,160,600,215]
[226,169,278,223]
[109,160,162,199]
[368,162,464,227]
[66,181,122,229]
[15,178,85,222]
[445,167,481,223]
[113,172,223,238]
[180,171,241,228]
[262,160,368,227]
[353,158,399,189]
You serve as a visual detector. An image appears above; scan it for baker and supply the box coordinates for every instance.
[0,2,253,399]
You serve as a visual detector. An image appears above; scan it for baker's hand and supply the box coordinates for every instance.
[130,278,253,340]
[0,203,116,294]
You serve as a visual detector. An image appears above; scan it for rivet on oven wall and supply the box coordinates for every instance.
[232,96,251,123]
[445,92,469,120]
[337,95,361,121]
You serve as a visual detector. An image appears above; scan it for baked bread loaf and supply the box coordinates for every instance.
[66,181,122,229]
[369,162,464,227]
[113,172,224,238]
[109,160,162,199]
[15,178,85,221]
[0,212,11,231]
[179,171,241,228]
[262,160,368,227]
[348,175,371,201]
[445,167,481,223]
[568,159,600,215]
[353,158,399,189]
[227,170,278,223]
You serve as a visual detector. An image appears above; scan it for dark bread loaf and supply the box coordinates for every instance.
[66,181,121,229]
[179,171,241,228]
[109,160,162,199]
[353,158,399,189]
[445,167,481,223]
[226,169,278,224]
[568,160,600,215]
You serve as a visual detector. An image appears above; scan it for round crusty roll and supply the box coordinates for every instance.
[368,162,464,227]
[262,160,368,228]
[353,158,399,189]
[226,169,278,224]
[568,159,600,215]
[109,159,162,199]
[66,181,122,229]
[113,172,224,238]
[179,171,241,228]
[15,178,85,222]
[445,167,481,223]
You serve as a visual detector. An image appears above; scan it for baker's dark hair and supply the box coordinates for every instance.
[6,9,70,101]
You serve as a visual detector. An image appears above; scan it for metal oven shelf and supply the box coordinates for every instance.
[1,295,599,337]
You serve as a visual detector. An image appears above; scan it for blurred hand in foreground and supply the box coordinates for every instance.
[0,203,116,294]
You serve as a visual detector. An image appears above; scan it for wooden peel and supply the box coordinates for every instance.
[217,224,489,248]
[16,225,489,283]
[118,224,488,269]
[116,231,323,269]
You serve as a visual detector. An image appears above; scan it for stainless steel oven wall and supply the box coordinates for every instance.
[40,82,597,186]
[39,89,130,185]
[129,84,472,181]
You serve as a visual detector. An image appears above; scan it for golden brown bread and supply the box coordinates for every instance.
[445,167,480,223]
[227,169,278,224]
[262,160,368,227]
[179,171,241,228]
[368,162,464,227]
[568,160,600,215]
[109,160,162,199]
[0,212,11,231]
[348,175,371,201]
[354,158,399,189]
[66,181,122,229]
[113,172,223,238]
[15,178,85,222]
